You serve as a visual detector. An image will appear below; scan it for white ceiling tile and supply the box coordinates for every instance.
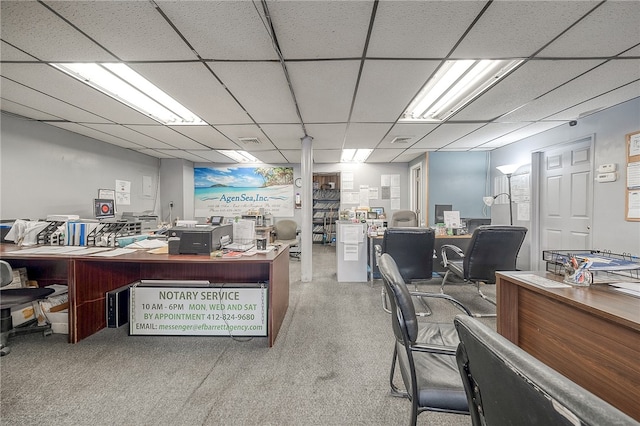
[187,150,234,163]
[391,150,427,163]
[452,1,600,58]
[81,124,174,149]
[47,1,197,61]
[482,122,564,148]
[313,150,342,163]
[368,1,486,58]
[211,62,300,123]
[280,150,302,164]
[501,59,640,121]
[382,123,439,149]
[46,122,143,150]
[545,82,640,121]
[269,1,374,59]
[170,126,237,150]
[126,125,207,150]
[412,124,485,149]
[454,60,603,121]
[0,41,36,61]
[0,1,116,61]
[445,123,530,150]
[158,1,277,60]
[0,99,65,121]
[1,63,158,124]
[351,60,439,122]
[1,78,112,123]
[366,148,406,163]
[344,123,393,149]
[249,150,288,164]
[137,149,174,159]
[260,124,306,150]
[213,125,276,151]
[129,63,252,125]
[304,124,348,150]
[287,61,360,122]
[539,1,640,57]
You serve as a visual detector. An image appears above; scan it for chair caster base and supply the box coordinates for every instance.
[0,344,10,356]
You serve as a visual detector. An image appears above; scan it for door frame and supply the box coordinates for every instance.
[409,163,422,225]
[531,134,595,270]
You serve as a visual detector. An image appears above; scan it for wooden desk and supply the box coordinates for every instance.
[496,271,640,421]
[0,244,289,347]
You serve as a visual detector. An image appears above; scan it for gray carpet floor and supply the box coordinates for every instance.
[1,244,496,425]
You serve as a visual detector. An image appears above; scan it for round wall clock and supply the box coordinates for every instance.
[295,178,302,188]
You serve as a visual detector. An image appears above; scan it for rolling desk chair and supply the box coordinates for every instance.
[272,219,300,259]
[440,226,527,316]
[0,260,54,356]
[390,210,418,227]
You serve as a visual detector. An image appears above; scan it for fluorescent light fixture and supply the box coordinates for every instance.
[401,59,523,122]
[50,63,205,126]
[496,164,519,175]
[341,149,372,163]
[219,150,261,163]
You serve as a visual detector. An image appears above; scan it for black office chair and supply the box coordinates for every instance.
[454,315,637,426]
[376,227,436,315]
[272,219,300,259]
[0,260,54,356]
[441,225,527,315]
[378,253,470,426]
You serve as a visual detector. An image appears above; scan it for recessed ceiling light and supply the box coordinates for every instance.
[401,59,523,122]
[51,63,206,126]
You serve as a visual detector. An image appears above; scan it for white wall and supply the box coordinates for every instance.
[0,113,160,221]
[491,97,640,265]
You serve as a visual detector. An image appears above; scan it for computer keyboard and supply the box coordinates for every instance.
[224,242,255,252]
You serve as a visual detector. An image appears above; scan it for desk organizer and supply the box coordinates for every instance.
[543,249,640,282]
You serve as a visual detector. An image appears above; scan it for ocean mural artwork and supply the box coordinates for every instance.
[194,166,294,218]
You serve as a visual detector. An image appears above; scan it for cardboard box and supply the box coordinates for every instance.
[11,302,36,326]
[45,310,68,334]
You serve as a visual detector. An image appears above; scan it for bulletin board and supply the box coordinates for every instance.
[625,130,640,221]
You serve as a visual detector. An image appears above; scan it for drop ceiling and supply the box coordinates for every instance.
[1,0,639,164]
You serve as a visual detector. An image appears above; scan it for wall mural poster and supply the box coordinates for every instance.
[194,166,294,218]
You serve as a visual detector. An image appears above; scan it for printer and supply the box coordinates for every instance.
[168,224,233,255]
[121,211,159,230]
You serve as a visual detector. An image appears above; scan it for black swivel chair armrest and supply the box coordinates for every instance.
[408,291,472,316]
[441,244,465,267]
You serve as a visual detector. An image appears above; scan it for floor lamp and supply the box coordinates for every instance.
[483,164,518,225]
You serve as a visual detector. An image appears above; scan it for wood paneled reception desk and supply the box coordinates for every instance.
[496,271,640,421]
[0,244,290,347]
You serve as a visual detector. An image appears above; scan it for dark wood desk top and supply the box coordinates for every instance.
[497,271,640,332]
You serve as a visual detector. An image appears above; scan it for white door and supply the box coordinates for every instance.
[539,137,593,260]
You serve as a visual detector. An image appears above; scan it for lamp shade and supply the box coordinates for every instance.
[483,196,494,206]
[496,164,519,175]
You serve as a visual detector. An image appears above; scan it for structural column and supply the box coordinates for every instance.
[300,135,313,282]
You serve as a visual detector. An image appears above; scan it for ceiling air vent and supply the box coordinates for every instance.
[390,136,412,144]
[239,137,261,145]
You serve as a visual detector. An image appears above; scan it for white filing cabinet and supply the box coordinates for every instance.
[336,221,367,282]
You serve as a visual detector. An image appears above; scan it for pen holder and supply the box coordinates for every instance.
[563,264,593,286]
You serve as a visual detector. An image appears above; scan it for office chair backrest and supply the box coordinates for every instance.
[378,253,419,344]
[390,210,418,227]
[382,227,434,282]
[464,226,527,283]
[273,219,298,241]
[1,260,13,287]
[454,315,636,426]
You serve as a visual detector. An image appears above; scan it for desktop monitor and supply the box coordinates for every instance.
[94,199,115,220]
[434,204,452,224]
[466,218,491,233]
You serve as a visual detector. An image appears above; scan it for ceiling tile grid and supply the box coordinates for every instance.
[0,0,638,164]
